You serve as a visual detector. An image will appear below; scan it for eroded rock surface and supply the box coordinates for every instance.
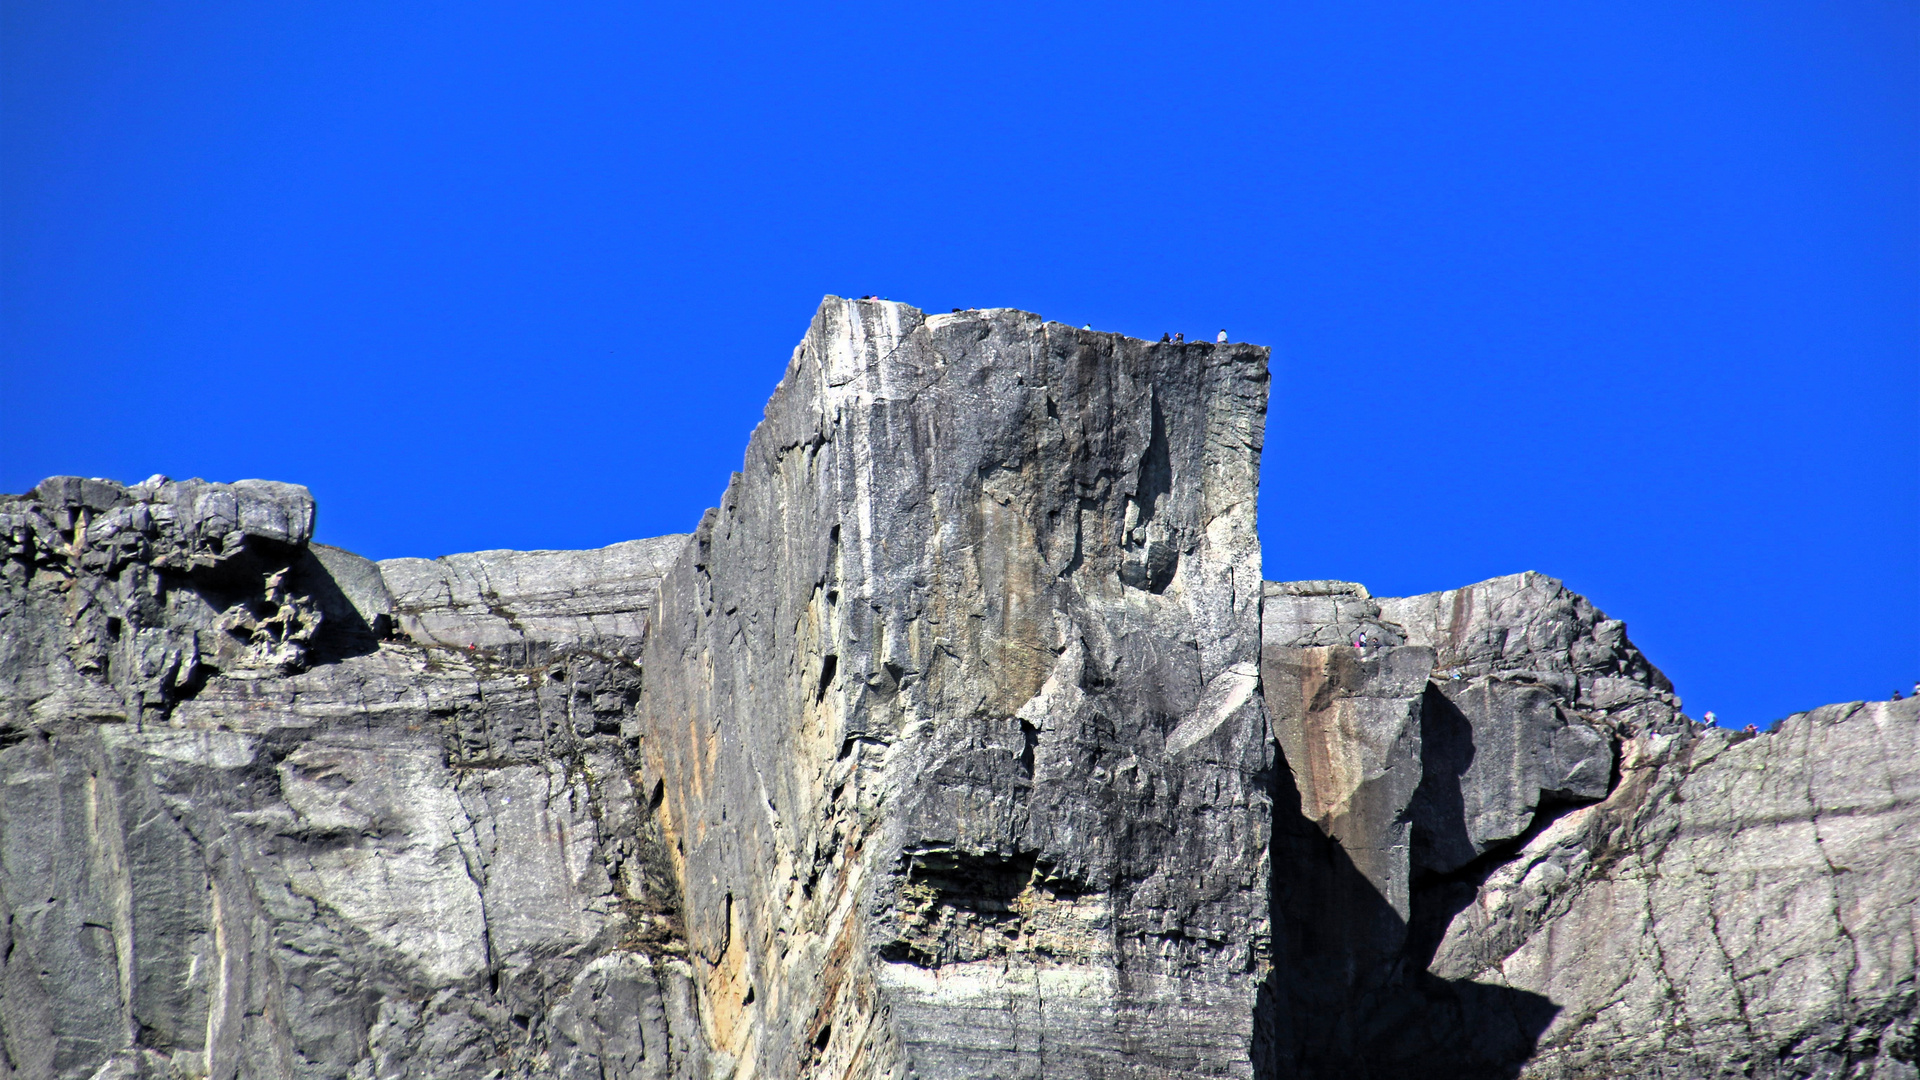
[1,297,1912,1080]
[381,538,683,659]
[1437,698,1920,1079]
[1262,571,1917,1079]
[634,298,1272,1079]
[0,476,705,1079]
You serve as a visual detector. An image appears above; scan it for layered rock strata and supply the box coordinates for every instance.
[1,297,1912,1080]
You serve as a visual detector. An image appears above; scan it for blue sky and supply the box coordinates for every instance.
[3,2,1914,727]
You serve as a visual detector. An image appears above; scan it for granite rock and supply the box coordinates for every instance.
[1434,698,1920,1079]
[1258,579,1403,649]
[1380,572,1664,875]
[633,298,1272,1079]
[1,298,1913,1080]
[1260,569,1916,1079]
[380,537,683,661]
[0,475,705,1079]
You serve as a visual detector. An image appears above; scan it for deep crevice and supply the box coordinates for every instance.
[815,654,837,703]
[1260,693,1565,1079]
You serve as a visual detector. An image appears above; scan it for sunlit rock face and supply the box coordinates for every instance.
[633,298,1274,1079]
[2,297,1912,1080]
[1431,697,1920,1080]
[0,475,701,1080]
[1260,571,1911,1080]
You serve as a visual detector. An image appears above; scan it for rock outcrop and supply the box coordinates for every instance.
[1,297,1912,1080]
[634,299,1271,1079]
[0,475,704,1079]
[1434,697,1919,1079]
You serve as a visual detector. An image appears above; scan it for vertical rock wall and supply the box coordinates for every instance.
[635,298,1272,1079]
[1259,570,1918,1080]
[1260,572,1687,1076]
[2,297,1912,1080]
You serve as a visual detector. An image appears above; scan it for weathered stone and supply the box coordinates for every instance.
[380,535,685,659]
[1259,579,1404,648]
[1262,643,1432,922]
[0,477,706,1079]
[1258,571,1800,1078]
[1,299,1913,1080]
[304,542,393,640]
[633,297,1272,1079]
[546,952,713,1080]
[1434,698,1920,1079]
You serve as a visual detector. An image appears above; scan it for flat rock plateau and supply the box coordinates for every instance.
[2,297,1913,1080]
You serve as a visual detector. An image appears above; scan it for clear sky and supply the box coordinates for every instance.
[3,2,1915,728]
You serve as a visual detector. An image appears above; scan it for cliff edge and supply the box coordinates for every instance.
[1,297,1912,1080]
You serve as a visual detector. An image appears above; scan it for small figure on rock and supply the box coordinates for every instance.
[1353,630,1367,649]
[1895,690,1904,701]
[1744,724,1758,734]
[1174,332,1184,342]
[1083,324,1091,330]
[1217,329,1228,343]
[1704,710,1718,725]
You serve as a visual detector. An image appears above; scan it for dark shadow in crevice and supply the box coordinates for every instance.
[1404,791,1589,978]
[1401,683,1595,976]
[1257,734,1561,1079]
[286,546,385,664]
[1411,683,1477,876]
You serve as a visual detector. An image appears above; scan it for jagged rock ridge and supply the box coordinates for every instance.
[0,297,1912,1080]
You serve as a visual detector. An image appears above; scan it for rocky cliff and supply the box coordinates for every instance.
[1,297,1912,1080]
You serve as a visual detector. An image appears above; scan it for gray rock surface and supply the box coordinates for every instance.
[2,298,1913,1080]
[1261,570,1917,1079]
[1380,572,1667,876]
[1259,579,1403,649]
[1262,643,1432,923]
[0,476,705,1079]
[380,538,683,659]
[633,297,1272,1079]
[1435,698,1920,1079]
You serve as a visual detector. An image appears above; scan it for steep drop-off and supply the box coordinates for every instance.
[1,298,1912,1080]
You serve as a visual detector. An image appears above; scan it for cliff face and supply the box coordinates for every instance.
[0,477,704,1079]
[634,300,1271,1079]
[1,297,1912,1080]
[1261,573,1917,1079]
[1435,698,1918,1079]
